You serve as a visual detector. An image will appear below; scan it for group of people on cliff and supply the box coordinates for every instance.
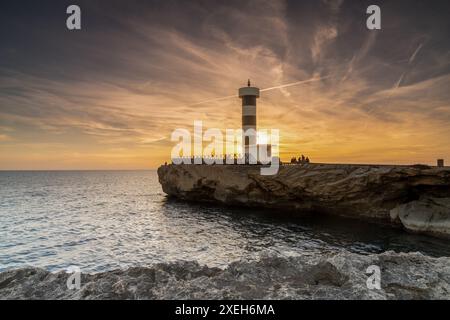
[290,155,310,164]
[166,154,311,165]
[166,155,310,165]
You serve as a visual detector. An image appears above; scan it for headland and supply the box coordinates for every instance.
[158,163,450,238]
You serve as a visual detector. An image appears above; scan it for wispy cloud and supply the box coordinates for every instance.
[0,0,449,169]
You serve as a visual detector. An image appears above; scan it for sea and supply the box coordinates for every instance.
[1,170,449,273]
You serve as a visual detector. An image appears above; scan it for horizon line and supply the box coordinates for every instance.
[0,161,445,171]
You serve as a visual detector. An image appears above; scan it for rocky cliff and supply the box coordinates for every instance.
[157,164,450,238]
[1,251,449,299]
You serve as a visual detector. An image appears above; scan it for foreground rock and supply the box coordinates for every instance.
[158,164,450,238]
[1,251,449,299]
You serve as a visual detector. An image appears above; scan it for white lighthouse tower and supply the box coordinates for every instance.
[239,80,260,163]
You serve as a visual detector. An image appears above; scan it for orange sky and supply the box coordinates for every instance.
[1,0,449,169]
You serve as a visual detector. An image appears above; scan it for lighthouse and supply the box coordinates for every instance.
[239,80,260,163]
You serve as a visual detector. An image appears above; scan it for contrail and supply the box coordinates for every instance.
[362,43,425,130]
[186,95,238,107]
[392,43,424,90]
[185,76,329,107]
[408,43,423,64]
[185,94,238,107]
[260,75,331,92]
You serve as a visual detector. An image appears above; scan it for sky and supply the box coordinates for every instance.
[0,0,449,169]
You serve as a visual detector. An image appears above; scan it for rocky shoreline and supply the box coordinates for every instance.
[158,164,450,238]
[1,251,449,299]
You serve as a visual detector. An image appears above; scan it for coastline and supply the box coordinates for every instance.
[1,250,449,300]
[158,163,450,238]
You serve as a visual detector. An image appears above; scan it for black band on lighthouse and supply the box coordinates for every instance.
[242,115,256,126]
[242,96,256,106]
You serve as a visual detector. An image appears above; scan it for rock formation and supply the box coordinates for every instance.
[1,251,449,299]
[157,164,450,238]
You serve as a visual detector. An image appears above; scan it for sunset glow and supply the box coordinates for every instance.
[1,0,449,169]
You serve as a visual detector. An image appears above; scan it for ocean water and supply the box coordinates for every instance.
[1,170,449,273]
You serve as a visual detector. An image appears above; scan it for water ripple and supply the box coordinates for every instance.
[1,170,449,273]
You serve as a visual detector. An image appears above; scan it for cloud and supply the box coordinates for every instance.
[0,0,449,168]
[0,134,12,142]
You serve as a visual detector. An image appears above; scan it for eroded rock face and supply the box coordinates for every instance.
[390,197,450,238]
[157,164,450,238]
[1,251,449,300]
